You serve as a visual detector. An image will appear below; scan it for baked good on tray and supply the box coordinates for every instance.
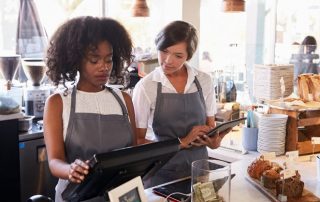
[309,74,320,101]
[298,74,320,102]
[247,156,272,179]
[270,162,283,173]
[275,171,304,198]
[261,169,280,189]
[298,74,311,101]
[260,162,283,189]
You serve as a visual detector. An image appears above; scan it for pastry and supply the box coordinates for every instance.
[270,162,283,173]
[275,171,304,198]
[261,169,280,189]
[247,156,272,180]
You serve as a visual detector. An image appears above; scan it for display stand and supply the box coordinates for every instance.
[268,103,320,155]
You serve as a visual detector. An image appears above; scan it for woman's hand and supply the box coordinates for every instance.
[68,159,90,183]
[179,125,212,149]
[191,128,232,149]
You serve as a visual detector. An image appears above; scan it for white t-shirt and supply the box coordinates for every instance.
[132,63,217,130]
[58,87,126,140]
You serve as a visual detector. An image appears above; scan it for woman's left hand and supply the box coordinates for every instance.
[190,128,232,149]
[68,159,90,183]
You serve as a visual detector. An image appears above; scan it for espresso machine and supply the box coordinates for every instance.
[22,59,50,118]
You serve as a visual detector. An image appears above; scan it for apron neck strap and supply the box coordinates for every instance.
[105,86,129,117]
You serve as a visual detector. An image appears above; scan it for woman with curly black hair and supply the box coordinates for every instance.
[43,16,136,201]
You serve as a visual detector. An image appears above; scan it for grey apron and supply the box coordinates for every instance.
[148,76,208,187]
[55,86,133,202]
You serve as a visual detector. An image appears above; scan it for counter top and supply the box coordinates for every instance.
[0,112,23,121]
[144,153,320,202]
[268,100,320,111]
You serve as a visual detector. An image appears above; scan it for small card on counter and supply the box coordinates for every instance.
[285,150,299,160]
[312,137,320,145]
[281,169,296,179]
[262,152,276,160]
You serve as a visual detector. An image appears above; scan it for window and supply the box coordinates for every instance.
[35,0,181,55]
[33,0,103,38]
[199,0,247,102]
[275,0,320,63]
[0,0,182,81]
[0,0,19,54]
[105,0,181,55]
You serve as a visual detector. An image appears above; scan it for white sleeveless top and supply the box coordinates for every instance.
[58,88,126,140]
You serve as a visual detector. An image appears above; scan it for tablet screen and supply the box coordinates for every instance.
[152,174,236,202]
[152,178,191,202]
[207,117,246,137]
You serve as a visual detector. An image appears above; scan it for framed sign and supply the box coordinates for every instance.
[108,176,147,202]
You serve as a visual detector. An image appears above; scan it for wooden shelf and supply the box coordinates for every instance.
[268,104,320,155]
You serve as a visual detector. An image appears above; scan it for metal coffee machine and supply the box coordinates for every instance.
[22,59,50,118]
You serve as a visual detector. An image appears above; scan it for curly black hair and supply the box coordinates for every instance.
[46,16,134,89]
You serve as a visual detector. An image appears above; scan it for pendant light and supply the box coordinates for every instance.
[131,0,149,17]
[222,0,245,12]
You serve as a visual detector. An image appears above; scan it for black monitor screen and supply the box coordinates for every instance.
[61,139,180,202]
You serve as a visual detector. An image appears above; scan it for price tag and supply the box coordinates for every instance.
[311,137,320,145]
[285,151,299,160]
[262,152,276,160]
[280,169,296,179]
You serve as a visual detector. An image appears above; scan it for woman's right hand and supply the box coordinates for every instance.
[68,159,90,183]
[179,125,212,148]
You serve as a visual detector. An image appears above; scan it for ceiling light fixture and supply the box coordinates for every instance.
[132,0,149,17]
[222,0,245,12]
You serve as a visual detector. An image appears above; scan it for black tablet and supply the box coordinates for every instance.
[152,178,191,202]
[152,174,236,202]
[207,117,246,137]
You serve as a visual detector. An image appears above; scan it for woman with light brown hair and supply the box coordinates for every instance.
[133,21,231,187]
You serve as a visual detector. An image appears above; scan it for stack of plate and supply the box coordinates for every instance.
[257,114,288,155]
[253,64,294,102]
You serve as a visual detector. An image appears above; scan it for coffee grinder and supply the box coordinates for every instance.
[0,55,24,107]
[22,59,50,118]
[0,55,21,90]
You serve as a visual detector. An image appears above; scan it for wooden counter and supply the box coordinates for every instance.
[268,101,320,155]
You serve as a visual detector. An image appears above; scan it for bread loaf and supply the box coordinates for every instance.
[298,74,312,101]
[309,75,320,101]
[297,74,320,101]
